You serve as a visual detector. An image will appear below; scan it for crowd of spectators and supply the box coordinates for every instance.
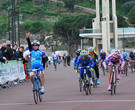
[0,40,25,63]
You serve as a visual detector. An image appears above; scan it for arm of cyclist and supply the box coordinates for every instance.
[103,54,111,69]
[76,56,81,71]
[89,56,95,72]
[26,32,32,51]
[74,55,78,69]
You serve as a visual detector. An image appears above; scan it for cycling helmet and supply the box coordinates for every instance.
[113,50,120,58]
[31,40,40,46]
[88,47,94,52]
[76,49,81,55]
[100,49,104,53]
[133,50,135,53]
[122,52,128,58]
[81,50,87,56]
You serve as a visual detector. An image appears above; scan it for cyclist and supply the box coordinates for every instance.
[26,32,46,94]
[122,52,129,71]
[103,50,125,91]
[76,50,95,85]
[99,49,107,68]
[129,51,135,72]
[74,49,81,69]
[88,47,100,84]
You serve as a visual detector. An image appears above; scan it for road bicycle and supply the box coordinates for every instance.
[79,66,91,95]
[27,69,43,104]
[121,58,129,76]
[111,64,118,95]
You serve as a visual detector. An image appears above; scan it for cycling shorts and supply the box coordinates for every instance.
[31,64,45,72]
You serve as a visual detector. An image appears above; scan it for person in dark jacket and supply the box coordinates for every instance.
[6,40,13,60]
[17,46,25,64]
[0,46,7,63]
[66,53,71,66]
[11,44,18,60]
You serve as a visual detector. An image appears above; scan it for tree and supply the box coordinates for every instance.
[53,14,95,53]
[128,6,135,25]
[63,0,77,13]
[117,15,128,28]
[121,1,135,14]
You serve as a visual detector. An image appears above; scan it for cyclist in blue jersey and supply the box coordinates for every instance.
[74,49,81,69]
[99,49,107,68]
[76,50,95,85]
[26,32,46,94]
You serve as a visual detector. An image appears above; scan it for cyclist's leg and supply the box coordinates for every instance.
[108,63,113,90]
[29,72,34,84]
[100,59,103,67]
[94,64,100,84]
[39,66,45,93]
[117,61,121,79]
[30,66,35,84]
[109,65,113,84]
[87,67,92,78]
[133,60,135,72]
[80,68,84,80]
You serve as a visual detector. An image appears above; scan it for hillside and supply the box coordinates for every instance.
[0,0,134,47]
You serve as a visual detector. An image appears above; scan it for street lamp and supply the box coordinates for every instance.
[123,20,125,52]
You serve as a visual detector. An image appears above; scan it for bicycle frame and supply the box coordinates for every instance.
[79,66,91,95]
[111,64,117,95]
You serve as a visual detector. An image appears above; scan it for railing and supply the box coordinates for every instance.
[79,28,135,34]
[118,28,135,33]
[79,29,102,34]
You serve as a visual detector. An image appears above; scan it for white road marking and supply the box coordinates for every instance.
[1,99,135,106]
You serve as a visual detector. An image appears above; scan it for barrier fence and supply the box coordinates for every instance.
[0,60,25,85]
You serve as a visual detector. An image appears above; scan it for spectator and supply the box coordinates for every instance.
[2,43,8,59]
[11,44,18,60]
[6,40,13,60]
[66,53,71,66]
[17,46,25,64]
[52,50,59,71]
[0,46,7,63]
[44,56,48,68]
[63,53,66,67]
[58,54,61,64]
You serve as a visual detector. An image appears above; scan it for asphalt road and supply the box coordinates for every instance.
[0,62,135,110]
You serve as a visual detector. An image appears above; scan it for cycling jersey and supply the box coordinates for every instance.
[99,52,106,60]
[88,51,98,62]
[30,49,46,67]
[103,53,125,70]
[129,53,135,60]
[122,52,129,60]
[76,55,95,69]
[76,55,95,79]
[26,37,46,69]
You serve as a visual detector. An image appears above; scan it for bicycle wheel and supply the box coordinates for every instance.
[38,79,42,102]
[102,64,105,76]
[85,81,89,95]
[111,73,114,95]
[125,63,128,76]
[92,71,97,88]
[79,79,83,92]
[88,82,91,94]
[33,77,38,104]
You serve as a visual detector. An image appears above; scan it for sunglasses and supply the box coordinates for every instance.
[32,44,39,46]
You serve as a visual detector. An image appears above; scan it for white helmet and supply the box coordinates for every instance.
[31,40,40,46]
[100,49,104,53]
[88,47,94,52]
